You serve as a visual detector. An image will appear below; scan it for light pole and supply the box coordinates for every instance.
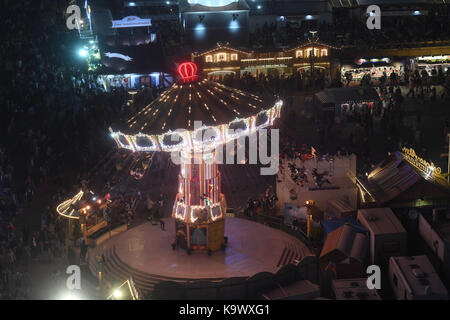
[308,31,318,116]
[309,31,318,80]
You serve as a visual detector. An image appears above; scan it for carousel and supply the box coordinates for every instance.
[108,61,283,254]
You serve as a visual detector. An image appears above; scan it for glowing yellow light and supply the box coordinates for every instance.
[113,290,122,299]
[56,190,84,219]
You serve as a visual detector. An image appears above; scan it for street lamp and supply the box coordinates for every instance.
[308,31,318,78]
[305,200,314,238]
[78,48,88,58]
[113,290,122,299]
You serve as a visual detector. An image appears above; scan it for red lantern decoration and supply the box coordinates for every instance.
[177,62,198,83]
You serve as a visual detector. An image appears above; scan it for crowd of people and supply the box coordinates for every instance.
[244,185,278,217]
[0,0,150,298]
[406,69,450,100]
[1,146,69,299]
[250,8,450,49]
[211,69,329,95]
[0,0,449,299]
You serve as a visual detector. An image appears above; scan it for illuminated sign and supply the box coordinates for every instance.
[401,147,448,185]
[104,52,133,61]
[187,0,237,6]
[356,57,390,65]
[112,16,151,28]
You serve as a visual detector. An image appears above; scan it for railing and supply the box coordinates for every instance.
[87,218,108,237]
[233,212,314,248]
[151,255,320,300]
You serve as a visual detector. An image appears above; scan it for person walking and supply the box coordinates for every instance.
[79,238,87,265]
[145,194,154,222]
[159,218,165,231]
[406,74,415,98]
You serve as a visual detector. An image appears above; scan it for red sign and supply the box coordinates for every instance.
[177,62,198,83]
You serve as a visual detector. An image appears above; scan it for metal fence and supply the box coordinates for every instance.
[151,256,319,300]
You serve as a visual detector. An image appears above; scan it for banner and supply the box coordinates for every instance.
[112,16,151,28]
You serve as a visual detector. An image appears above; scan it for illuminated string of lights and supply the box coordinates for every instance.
[110,100,283,153]
[193,44,251,57]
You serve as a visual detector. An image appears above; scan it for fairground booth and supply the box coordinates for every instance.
[56,188,113,244]
[358,147,450,209]
[92,13,172,90]
[340,39,450,86]
[411,55,450,78]
[340,57,405,86]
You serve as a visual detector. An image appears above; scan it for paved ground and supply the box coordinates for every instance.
[94,217,310,279]
[9,245,99,300]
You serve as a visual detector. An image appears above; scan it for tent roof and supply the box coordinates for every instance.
[362,151,450,204]
[320,225,368,263]
[315,87,381,105]
[322,217,367,235]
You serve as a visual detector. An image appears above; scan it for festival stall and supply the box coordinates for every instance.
[341,57,404,86]
[56,189,111,243]
[412,55,450,77]
[359,147,450,208]
[314,87,381,115]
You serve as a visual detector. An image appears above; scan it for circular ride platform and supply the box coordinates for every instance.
[93,217,310,285]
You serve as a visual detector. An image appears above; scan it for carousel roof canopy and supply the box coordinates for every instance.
[113,73,277,136]
[110,61,282,153]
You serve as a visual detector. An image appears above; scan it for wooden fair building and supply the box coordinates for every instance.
[192,41,340,78]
